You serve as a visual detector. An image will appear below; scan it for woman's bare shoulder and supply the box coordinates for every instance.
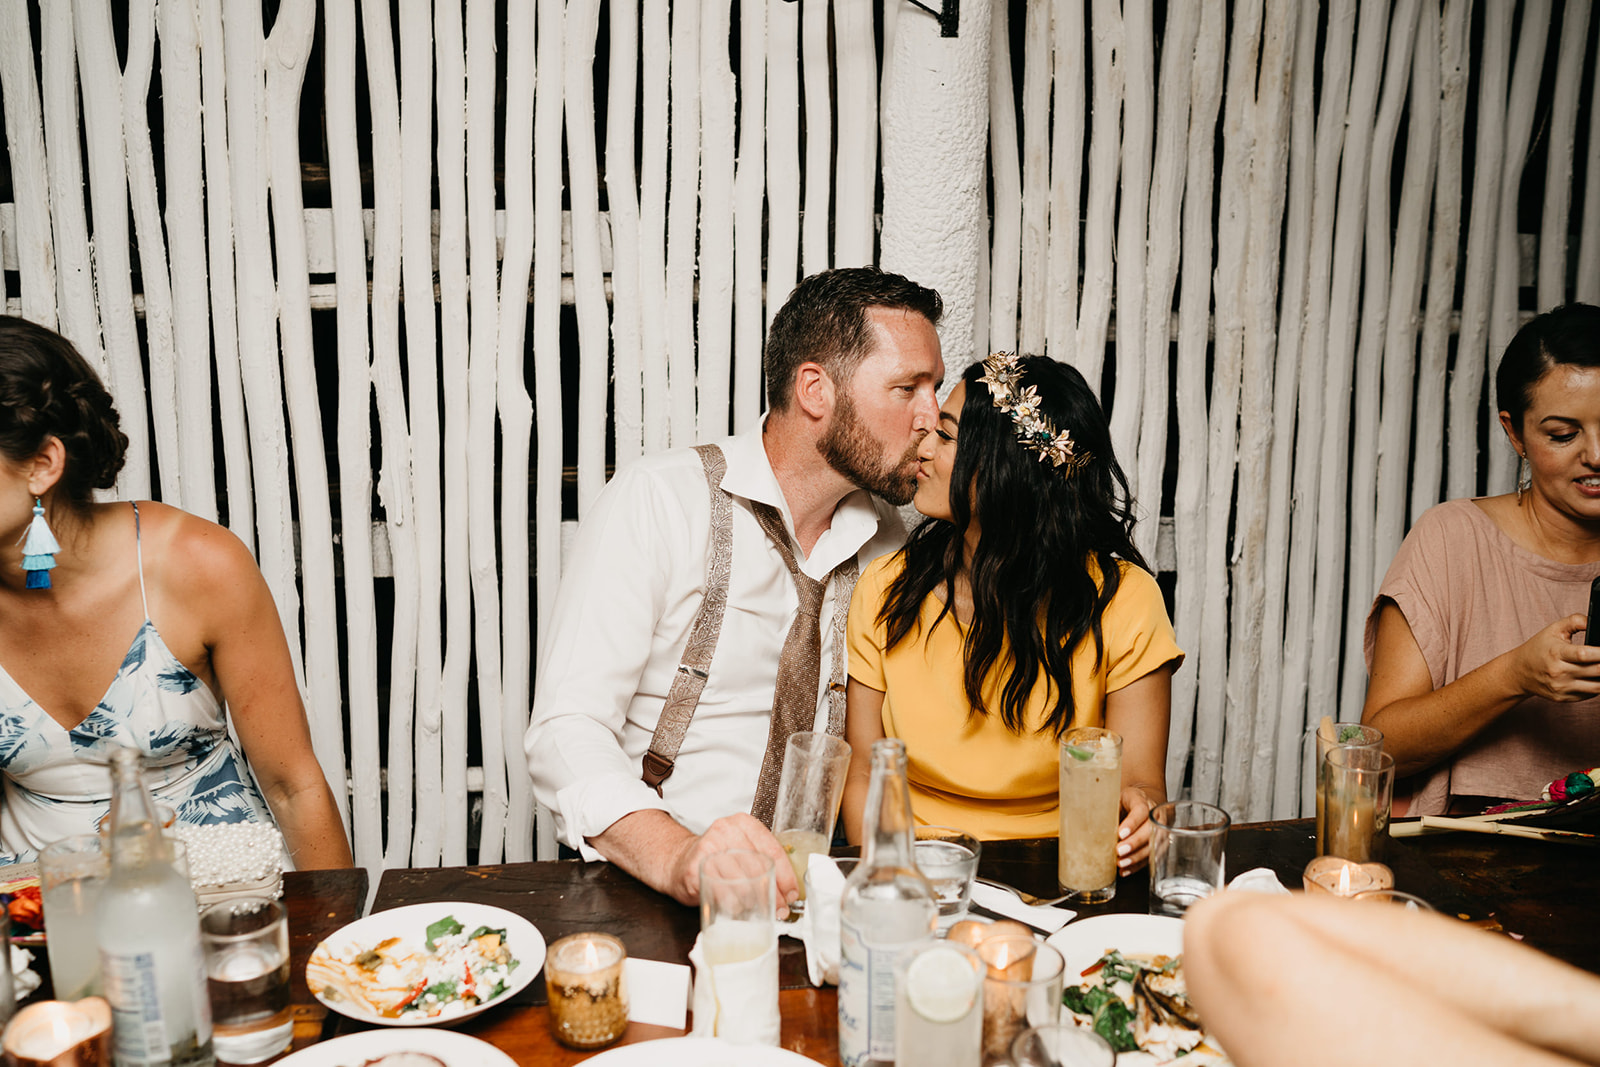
[134,502,262,586]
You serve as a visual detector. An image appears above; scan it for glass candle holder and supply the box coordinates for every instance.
[1301,856,1394,897]
[2,998,113,1067]
[545,932,629,1049]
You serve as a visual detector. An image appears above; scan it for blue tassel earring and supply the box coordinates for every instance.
[21,498,60,589]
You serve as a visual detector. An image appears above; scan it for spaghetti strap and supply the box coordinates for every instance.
[132,502,150,620]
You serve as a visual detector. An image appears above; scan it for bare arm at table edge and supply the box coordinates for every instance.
[586,808,799,912]
[1104,663,1171,875]
[1362,599,1600,778]
[151,504,352,869]
[1184,891,1600,1067]
[840,678,889,846]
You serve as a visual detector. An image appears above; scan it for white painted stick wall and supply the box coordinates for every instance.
[1,1,1597,874]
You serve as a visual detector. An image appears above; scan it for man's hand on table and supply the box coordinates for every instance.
[587,809,801,915]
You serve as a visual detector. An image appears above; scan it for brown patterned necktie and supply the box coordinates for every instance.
[748,501,831,827]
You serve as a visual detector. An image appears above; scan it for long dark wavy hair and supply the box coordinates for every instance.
[878,355,1148,740]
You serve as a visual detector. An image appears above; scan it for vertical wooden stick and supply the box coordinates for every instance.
[1411,0,1471,524]
[732,0,767,430]
[0,0,57,324]
[122,0,181,501]
[638,1,670,451]
[667,0,701,441]
[1109,0,1153,492]
[159,0,218,522]
[386,0,431,870]
[607,0,645,464]
[1168,0,1225,794]
[834,0,877,269]
[1538,0,1591,311]
[801,0,832,275]
[327,0,381,873]
[765,1,802,318]
[698,0,735,435]
[987,0,1021,354]
[1047,0,1085,366]
[1017,0,1052,354]
[74,0,150,497]
[1076,0,1124,389]
[1267,0,1325,817]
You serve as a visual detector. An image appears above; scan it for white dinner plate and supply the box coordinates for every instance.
[307,901,545,1027]
[274,1027,518,1067]
[1046,913,1231,1067]
[579,1038,822,1065]
[1045,912,1185,978]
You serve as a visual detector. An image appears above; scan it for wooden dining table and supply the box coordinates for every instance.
[239,817,1598,1066]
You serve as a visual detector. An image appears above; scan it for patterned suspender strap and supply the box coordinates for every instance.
[824,557,859,736]
[641,444,733,795]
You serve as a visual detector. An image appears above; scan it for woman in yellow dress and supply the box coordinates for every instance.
[841,353,1181,874]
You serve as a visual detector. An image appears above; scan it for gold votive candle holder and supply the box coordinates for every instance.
[1302,856,1394,898]
[545,932,629,1049]
[2,998,112,1067]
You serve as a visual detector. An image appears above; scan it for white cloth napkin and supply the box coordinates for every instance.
[781,853,846,987]
[10,945,38,1001]
[1226,867,1291,895]
[689,925,780,1046]
[967,882,1076,932]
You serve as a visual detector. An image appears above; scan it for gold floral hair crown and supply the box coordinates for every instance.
[976,352,1090,475]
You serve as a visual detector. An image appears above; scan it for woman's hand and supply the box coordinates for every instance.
[1508,614,1600,702]
[1116,784,1160,874]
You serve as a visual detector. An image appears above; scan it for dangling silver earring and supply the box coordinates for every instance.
[1517,455,1531,505]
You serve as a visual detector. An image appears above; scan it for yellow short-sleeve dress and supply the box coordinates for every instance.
[846,552,1183,840]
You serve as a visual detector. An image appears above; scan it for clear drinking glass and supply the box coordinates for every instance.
[697,849,780,1045]
[894,939,983,1066]
[975,934,1064,1067]
[913,826,980,931]
[1303,721,1384,852]
[1148,800,1231,917]
[771,731,852,914]
[199,897,292,1064]
[1351,888,1436,911]
[1010,1022,1117,1067]
[1321,747,1395,863]
[39,834,109,1000]
[1058,727,1122,903]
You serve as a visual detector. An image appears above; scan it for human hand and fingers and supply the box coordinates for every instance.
[1514,615,1600,702]
[667,813,800,916]
[1117,785,1157,874]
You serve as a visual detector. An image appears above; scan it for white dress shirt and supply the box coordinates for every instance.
[525,424,904,859]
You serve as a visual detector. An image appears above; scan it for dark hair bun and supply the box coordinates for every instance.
[0,317,129,506]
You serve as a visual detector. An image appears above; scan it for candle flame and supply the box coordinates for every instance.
[1337,864,1351,895]
[582,941,601,971]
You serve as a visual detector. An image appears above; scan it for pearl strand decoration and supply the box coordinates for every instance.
[173,822,285,905]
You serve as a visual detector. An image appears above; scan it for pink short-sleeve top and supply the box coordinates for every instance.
[1364,498,1600,814]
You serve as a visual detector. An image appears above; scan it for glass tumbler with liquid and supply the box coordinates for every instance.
[40,833,110,1000]
[1058,727,1123,904]
[200,896,292,1063]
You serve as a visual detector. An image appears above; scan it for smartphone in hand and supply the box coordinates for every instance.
[1587,575,1600,646]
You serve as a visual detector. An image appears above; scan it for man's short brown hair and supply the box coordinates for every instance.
[763,268,943,412]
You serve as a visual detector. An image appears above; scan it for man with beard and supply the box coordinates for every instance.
[525,268,944,908]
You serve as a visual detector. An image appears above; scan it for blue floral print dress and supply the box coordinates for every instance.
[0,503,272,863]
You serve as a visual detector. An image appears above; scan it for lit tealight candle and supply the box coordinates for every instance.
[2,998,112,1067]
[545,932,629,1050]
[1302,856,1394,898]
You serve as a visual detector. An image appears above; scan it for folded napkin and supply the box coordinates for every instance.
[10,945,39,1001]
[1226,867,1291,895]
[689,924,780,1046]
[782,853,846,987]
[967,882,1076,932]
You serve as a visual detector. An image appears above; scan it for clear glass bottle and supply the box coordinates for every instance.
[97,748,215,1066]
[838,739,937,1066]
